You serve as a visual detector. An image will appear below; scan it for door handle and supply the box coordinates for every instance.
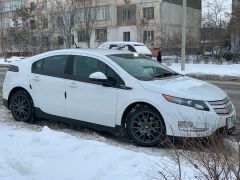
[32,76,40,81]
[68,82,78,88]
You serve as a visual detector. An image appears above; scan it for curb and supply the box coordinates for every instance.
[186,74,240,82]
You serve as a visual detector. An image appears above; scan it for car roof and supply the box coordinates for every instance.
[101,41,145,46]
[37,48,135,57]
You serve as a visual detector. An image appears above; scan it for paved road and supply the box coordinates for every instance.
[0,67,239,116]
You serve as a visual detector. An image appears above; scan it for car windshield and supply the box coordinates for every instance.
[107,54,180,81]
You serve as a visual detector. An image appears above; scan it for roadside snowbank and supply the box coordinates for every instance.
[0,108,196,180]
[166,63,240,77]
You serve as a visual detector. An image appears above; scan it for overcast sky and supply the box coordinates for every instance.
[202,0,232,13]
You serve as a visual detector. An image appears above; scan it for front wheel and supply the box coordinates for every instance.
[126,105,166,147]
[10,90,35,123]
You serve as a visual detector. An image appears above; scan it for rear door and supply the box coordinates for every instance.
[30,55,69,117]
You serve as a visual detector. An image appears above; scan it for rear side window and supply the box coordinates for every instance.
[32,55,68,78]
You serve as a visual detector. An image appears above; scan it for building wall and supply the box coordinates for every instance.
[161,0,201,49]
[1,0,202,55]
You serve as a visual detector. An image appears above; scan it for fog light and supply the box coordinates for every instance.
[178,121,208,132]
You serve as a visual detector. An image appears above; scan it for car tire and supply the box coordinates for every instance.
[10,90,35,123]
[126,105,166,147]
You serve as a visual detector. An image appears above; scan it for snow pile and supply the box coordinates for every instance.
[0,57,23,65]
[0,108,196,180]
[166,63,240,77]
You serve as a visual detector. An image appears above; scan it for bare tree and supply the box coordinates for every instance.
[6,1,54,56]
[201,0,229,60]
[74,0,98,48]
[136,3,151,43]
[0,8,7,59]
[229,1,240,63]
[50,0,76,48]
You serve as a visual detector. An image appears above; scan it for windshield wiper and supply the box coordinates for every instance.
[153,73,180,78]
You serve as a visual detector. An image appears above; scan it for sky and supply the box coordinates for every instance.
[202,0,232,13]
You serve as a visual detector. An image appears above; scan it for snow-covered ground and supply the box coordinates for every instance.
[0,107,198,180]
[0,57,23,65]
[166,63,240,77]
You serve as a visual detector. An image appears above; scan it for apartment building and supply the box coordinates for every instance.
[1,0,202,56]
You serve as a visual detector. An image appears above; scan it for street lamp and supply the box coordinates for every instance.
[181,0,187,71]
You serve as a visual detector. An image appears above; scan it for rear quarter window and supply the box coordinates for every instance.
[32,55,68,78]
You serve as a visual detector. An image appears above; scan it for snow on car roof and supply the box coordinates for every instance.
[100,41,145,46]
[43,48,136,56]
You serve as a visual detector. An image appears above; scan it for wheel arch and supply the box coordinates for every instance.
[7,87,32,109]
[120,102,166,130]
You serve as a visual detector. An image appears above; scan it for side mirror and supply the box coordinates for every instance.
[89,72,107,81]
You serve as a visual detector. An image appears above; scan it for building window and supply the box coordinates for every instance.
[143,7,154,19]
[123,32,130,41]
[43,37,49,46]
[95,29,107,42]
[72,35,75,45]
[42,17,48,28]
[58,36,64,46]
[30,2,35,11]
[123,8,131,21]
[78,30,86,42]
[30,20,36,29]
[96,6,111,20]
[143,30,154,43]
[56,16,63,27]
[42,0,48,10]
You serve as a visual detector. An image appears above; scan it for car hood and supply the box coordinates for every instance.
[139,76,227,101]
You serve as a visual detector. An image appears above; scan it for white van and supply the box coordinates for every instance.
[98,41,152,58]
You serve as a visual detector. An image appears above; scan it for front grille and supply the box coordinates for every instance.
[208,97,233,115]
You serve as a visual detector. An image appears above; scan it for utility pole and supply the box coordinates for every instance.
[181,0,187,71]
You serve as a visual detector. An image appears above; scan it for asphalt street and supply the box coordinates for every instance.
[0,67,239,116]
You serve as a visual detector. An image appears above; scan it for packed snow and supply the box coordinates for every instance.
[0,107,198,180]
[166,63,240,77]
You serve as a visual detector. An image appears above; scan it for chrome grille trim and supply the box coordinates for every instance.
[208,97,233,115]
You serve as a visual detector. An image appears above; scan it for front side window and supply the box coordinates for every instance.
[108,54,179,81]
[72,56,123,86]
[32,55,68,77]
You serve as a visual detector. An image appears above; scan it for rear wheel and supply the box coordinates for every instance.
[10,90,35,123]
[126,105,166,147]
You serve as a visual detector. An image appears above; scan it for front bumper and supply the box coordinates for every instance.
[158,101,237,138]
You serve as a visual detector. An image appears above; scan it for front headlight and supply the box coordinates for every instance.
[163,95,210,111]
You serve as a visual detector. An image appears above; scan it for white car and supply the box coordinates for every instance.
[2,49,236,147]
[98,41,152,58]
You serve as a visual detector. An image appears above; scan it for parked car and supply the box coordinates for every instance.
[98,41,152,58]
[3,49,236,147]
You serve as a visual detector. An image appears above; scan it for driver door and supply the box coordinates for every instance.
[65,55,120,127]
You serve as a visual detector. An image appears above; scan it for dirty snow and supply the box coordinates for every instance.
[0,107,198,180]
